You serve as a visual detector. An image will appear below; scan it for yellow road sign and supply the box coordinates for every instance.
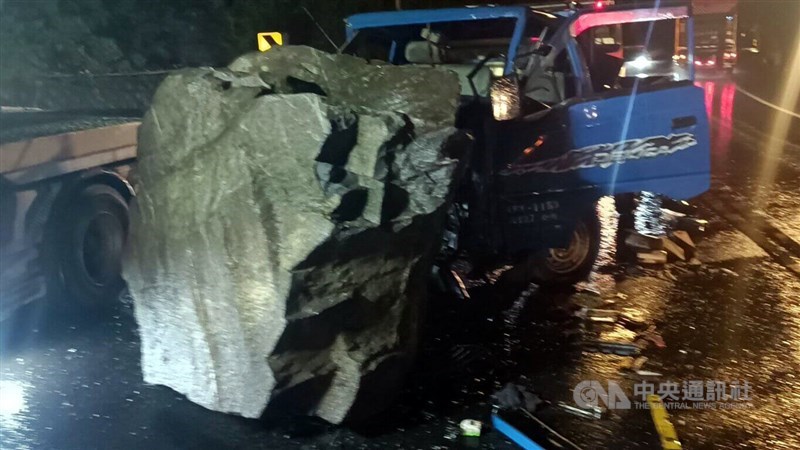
[257,32,284,52]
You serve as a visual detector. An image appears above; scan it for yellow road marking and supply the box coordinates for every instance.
[647,395,683,450]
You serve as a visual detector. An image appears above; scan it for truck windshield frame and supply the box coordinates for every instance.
[344,6,530,74]
[565,4,696,82]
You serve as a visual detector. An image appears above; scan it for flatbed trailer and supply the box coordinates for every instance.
[0,111,139,320]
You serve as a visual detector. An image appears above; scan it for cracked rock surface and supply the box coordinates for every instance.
[122,46,468,423]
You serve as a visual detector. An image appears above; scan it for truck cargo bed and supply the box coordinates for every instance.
[1,110,139,145]
[1,111,140,184]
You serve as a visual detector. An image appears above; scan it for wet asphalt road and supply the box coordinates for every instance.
[1,73,799,450]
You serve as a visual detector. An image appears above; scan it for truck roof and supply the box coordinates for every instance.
[345,1,693,33]
[345,5,574,37]
[347,6,531,33]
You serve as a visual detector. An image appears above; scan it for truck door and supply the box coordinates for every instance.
[565,80,710,200]
[563,10,710,200]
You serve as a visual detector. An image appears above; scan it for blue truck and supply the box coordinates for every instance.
[344,0,710,284]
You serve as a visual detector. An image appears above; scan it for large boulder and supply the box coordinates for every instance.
[122,46,469,423]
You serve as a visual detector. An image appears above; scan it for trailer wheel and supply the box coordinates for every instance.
[46,184,129,309]
[524,208,601,286]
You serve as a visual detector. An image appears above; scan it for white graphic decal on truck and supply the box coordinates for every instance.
[500,133,698,176]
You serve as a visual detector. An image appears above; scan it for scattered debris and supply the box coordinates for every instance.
[561,328,585,341]
[575,285,602,297]
[720,268,740,278]
[671,230,696,255]
[636,370,664,378]
[626,265,644,276]
[492,383,543,412]
[622,356,650,372]
[621,355,650,373]
[459,419,482,437]
[493,409,585,450]
[633,356,649,371]
[661,237,686,261]
[620,199,707,274]
[661,198,698,216]
[676,217,708,239]
[660,208,687,227]
[657,270,678,282]
[588,314,617,324]
[492,384,584,449]
[444,268,471,300]
[443,423,459,441]
[638,250,668,265]
[575,308,618,323]
[636,327,666,349]
[626,232,663,251]
[618,315,649,331]
[669,264,693,276]
[584,340,641,356]
[557,402,604,419]
[688,257,702,267]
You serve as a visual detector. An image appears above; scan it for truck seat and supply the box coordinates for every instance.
[404,41,492,97]
[404,40,443,64]
[440,64,492,97]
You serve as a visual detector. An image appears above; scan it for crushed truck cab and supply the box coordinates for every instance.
[345,0,710,284]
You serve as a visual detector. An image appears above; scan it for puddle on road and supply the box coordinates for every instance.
[701,77,800,250]
[763,188,800,244]
[699,229,767,264]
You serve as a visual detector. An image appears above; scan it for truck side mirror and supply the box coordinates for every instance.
[490,74,522,121]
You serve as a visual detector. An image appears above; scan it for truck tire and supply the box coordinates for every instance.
[524,207,601,286]
[45,184,129,309]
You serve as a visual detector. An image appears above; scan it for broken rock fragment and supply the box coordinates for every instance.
[637,250,668,265]
[661,237,686,261]
[670,230,696,259]
[122,46,466,423]
[625,231,663,251]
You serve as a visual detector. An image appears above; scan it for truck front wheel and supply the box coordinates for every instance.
[524,208,601,286]
[45,184,129,309]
